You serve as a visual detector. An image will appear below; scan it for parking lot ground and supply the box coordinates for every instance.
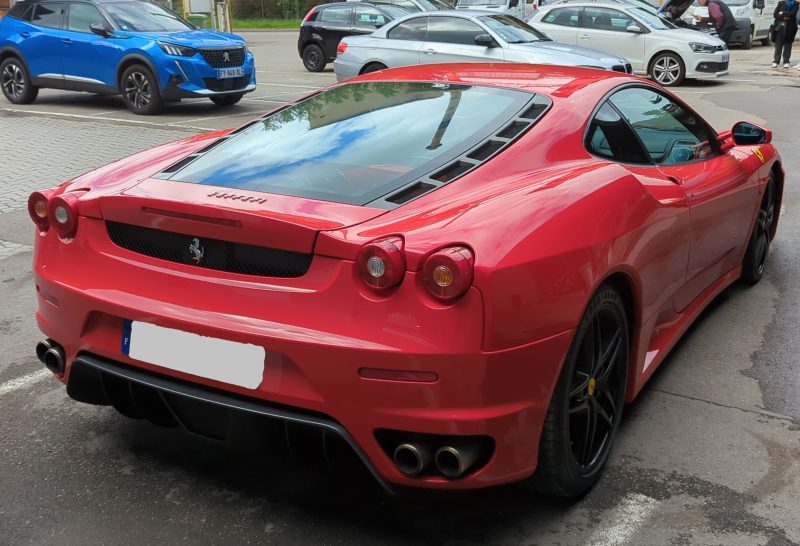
[1,32,799,545]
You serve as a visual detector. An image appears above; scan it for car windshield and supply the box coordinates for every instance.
[418,0,452,9]
[480,14,550,43]
[458,0,505,6]
[103,1,193,32]
[630,7,676,29]
[169,82,541,205]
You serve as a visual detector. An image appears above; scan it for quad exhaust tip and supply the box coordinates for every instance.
[435,445,480,479]
[393,443,432,476]
[37,339,65,374]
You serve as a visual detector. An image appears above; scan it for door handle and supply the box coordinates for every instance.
[579,33,590,39]
[20,31,31,38]
[422,48,437,54]
[62,38,73,45]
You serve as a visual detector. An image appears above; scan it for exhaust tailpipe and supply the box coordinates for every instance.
[42,344,65,374]
[36,339,56,364]
[393,443,432,476]
[435,444,480,479]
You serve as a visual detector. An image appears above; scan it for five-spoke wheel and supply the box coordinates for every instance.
[650,52,685,87]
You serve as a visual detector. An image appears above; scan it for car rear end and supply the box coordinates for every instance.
[28,78,566,490]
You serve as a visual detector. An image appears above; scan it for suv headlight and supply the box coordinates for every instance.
[689,42,716,53]
[158,42,196,56]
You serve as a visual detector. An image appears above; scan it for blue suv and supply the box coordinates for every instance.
[0,0,256,114]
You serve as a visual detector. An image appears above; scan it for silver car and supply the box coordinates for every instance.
[333,10,632,81]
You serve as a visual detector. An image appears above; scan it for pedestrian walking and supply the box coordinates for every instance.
[693,0,737,46]
[770,0,799,68]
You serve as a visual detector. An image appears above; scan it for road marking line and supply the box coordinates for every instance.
[588,493,659,546]
[1,107,213,131]
[0,370,51,397]
[249,79,323,89]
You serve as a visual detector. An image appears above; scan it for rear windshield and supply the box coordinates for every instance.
[168,82,539,205]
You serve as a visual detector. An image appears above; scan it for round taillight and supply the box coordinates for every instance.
[47,193,80,238]
[422,246,474,302]
[356,237,405,290]
[28,191,53,230]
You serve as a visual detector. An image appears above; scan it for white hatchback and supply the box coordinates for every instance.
[529,2,729,86]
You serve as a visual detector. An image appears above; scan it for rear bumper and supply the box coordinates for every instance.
[333,58,361,82]
[33,219,571,490]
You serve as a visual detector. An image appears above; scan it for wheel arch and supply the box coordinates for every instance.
[0,46,29,69]
[116,54,160,93]
[769,160,784,241]
[646,48,684,76]
[359,61,388,75]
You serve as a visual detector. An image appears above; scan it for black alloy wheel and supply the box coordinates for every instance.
[302,43,326,72]
[532,286,629,497]
[741,173,776,284]
[0,57,39,104]
[210,92,245,107]
[121,64,163,115]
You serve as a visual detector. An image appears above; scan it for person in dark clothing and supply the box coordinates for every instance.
[771,0,799,68]
[694,0,737,45]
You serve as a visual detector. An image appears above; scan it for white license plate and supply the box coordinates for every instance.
[721,52,730,62]
[217,67,244,79]
[122,320,265,389]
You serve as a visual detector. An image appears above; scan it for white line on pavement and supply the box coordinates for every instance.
[587,493,660,546]
[249,79,323,89]
[1,107,214,132]
[0,370,51,397]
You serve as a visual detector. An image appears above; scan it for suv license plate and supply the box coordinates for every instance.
[217,67,244,79]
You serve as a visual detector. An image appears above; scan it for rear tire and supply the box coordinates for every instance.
[741,29,753,50]
[120,64,163,115]
[360,62,387,75]
[302,43,326,72]
[210,93,244,107]
[1,57,39,104]
[741,173,776,284]
[761,27,773,46]
[531,286,629,497]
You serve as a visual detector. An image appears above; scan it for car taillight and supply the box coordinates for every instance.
[302,8,316,22]
[47,193,80,238]
[28,190,53,230]
[337,42,348,55]
[356,237,405,290]
[422,246,474,302]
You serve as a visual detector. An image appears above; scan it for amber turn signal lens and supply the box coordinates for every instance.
[423,246,474,302]
[28,190,54,230]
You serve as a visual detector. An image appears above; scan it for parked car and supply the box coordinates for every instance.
[348,0,452,12]
[676,0,777,48]
[455,0,528,20]
[0,0,255,114]
[28,63,782,495]
[299,2,412,72]
[529,1,728,85]
[334,10,632,81]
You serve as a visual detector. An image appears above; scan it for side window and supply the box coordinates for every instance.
[609,87,717,165]
[586,102,650,164]
[393,0,422,11]
[426,16,484,45]
[7,2,34,21]
[542,7,581,27]
[355,6,388,29]
[31,2,65,29]
[318,5,351,24]
[388,17,427,40]
[583,7,635,32]
[67,3,108,33]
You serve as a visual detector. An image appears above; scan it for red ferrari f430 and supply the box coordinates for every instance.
[29,64,782,496]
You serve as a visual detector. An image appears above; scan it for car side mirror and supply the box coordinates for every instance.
[90,23,113,37]
[474,33,499,47]
[626,25,643,33]
[754,0,765,9]
[731,121,771,145]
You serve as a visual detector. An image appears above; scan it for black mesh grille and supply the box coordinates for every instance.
[200,47,246,68]
[203,75,251,92]
[106,222,312,278]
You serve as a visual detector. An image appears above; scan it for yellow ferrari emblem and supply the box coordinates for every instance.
[753,148,765,163]
[588,377,597,397]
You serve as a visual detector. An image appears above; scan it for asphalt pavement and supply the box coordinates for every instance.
[0,33,799,545]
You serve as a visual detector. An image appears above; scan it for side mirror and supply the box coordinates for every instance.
[626,24,643,33]
[474,33,499,47]
[754,0,765,9]
[731,121,771,145]
[90,23,113,37]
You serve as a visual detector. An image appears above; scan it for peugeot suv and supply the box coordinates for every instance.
[0,0,256,114]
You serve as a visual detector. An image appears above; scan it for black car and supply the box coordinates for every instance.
[298,2,411,72]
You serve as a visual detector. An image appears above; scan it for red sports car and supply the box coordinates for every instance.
[29,64,782,496]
